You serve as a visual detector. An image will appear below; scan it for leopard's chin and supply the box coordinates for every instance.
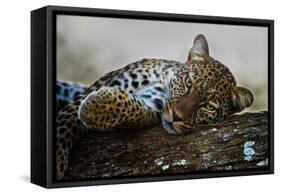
[161,117,192,135]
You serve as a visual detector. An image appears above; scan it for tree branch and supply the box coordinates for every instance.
[65,112,268,179]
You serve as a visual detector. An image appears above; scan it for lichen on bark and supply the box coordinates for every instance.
[65,112,269,180]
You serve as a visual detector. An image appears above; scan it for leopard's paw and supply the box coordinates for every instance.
[78,87,130,129]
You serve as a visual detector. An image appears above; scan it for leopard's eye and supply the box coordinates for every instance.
[186,78,192,87]
[205,103,216,111]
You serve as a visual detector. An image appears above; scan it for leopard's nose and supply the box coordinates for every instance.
[173,110,183,122]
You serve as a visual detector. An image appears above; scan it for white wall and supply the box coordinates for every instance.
[0,0,279,193]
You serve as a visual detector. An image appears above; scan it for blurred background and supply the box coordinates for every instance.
[57,15,268,112]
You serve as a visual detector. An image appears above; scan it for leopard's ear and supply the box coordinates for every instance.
[187,34,210,62]
[232,86,254,113]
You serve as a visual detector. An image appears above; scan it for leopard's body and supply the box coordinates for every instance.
[56,80,87,112]
[56,35,254,179]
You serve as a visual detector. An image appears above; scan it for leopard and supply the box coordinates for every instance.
[56,80,87,112]
[56,34,254,179]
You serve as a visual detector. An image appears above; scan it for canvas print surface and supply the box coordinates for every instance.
[56,15,269,180]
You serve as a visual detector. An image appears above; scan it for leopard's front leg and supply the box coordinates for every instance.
[78,86,160,130]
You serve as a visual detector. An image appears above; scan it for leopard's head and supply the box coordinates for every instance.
[161,34,254,134]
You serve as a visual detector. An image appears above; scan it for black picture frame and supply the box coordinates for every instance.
[31,5,274,188]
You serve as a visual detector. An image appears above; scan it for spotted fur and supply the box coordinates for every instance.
[56,34,254,179]
[56,80,87,112]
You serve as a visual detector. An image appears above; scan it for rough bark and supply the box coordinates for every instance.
[65,111,269,179]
